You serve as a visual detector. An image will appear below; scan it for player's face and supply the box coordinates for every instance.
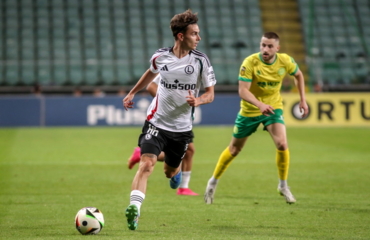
[182,24,201,50]
[260,37,280,62]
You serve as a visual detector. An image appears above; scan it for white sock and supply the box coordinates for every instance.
[179,171,191,188]
[208,176,218,185]
[279,180,287,188]
[130,190,145,214]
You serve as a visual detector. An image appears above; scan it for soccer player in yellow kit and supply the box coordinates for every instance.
[204,32,309,204]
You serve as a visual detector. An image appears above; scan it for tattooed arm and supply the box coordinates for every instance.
[186,86,215,107]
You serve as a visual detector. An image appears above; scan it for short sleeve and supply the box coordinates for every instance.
[200,57,216,88]
[288,56,299,76]
[149,53,161,74]
[152,75,160,84]
[238,57,253,82]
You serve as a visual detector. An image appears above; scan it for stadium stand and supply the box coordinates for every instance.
[298,0,370,90]
[0,0,260,93]
[0,0,369,94]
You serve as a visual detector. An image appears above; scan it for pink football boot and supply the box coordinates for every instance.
[177,188,199,196]
[128,147,141,169]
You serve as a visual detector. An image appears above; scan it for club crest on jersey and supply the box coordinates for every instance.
[240,67,246,76]
[184,65,194,74]
[278,68,286,76]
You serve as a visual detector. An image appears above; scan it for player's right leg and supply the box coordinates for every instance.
[278,185,296,204]
[204,136,248,204]
[126,152,157,230]
[125,203,140,230]
[128,148,164,169]
[126,121,163,230]
[205,113,258,204]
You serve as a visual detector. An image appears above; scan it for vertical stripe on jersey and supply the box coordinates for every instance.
[151,56,160,70]
[147,94,159,121]
[195,58,203,75]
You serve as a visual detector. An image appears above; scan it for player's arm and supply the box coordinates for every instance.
[238,81,274,116]
[238,57,273,116]
[186,86,214,107]
[123,69,158,110]
[146,81,158,97]
[293,69,309,118]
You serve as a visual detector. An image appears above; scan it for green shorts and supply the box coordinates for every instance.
[233,109,285,138]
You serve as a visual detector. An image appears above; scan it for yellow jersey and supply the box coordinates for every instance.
[238,52,299,117]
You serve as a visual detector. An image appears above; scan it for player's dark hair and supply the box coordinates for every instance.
[263,32,280,41]
[170,9,198,39]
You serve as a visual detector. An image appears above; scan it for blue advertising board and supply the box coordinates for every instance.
[0,97,42,126]
[0,95,240,127]
[1,93,369,127]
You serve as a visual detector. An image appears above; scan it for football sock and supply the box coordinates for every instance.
[276,149,290,187]
[208,176,219,185]
[130,190,145,214]
[179,171,191,188]
[279,180,287,188]
[213,146,236,179]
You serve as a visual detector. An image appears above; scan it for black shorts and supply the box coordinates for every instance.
[138,121,194,168]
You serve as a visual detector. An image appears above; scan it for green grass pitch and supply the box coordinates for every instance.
[0,126,369,240]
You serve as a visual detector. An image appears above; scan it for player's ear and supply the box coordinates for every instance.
[177,32,184,41]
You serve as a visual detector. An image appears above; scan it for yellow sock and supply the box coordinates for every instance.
[213,147,236,179]
[276,149,290,180]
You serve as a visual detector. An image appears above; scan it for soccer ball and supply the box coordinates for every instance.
[75,207,104,235]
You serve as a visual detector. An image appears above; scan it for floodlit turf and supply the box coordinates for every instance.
[0,126,369,240]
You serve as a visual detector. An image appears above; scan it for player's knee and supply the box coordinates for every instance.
[164,169,176,178]
[188,142,195,152]
[138,159,154,174]
[276,141,288,151]
[186,143,195,155]
[229,146,242,156]
[185,147,195,159]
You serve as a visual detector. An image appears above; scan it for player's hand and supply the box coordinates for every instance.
[259,104,275,116]
[300,101,309,118]
[186,90,198,107]
[122,94,134,110]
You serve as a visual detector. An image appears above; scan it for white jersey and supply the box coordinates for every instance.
[146,47,216,132]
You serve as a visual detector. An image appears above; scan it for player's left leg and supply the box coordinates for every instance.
[266,122,296,204]
[177,142,198,195]
[128,147,141,169]
[163,137,191,190]
[165,163,182,189]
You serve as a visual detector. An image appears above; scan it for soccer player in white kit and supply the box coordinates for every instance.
[128,76,199,196]
[122,9,216,230]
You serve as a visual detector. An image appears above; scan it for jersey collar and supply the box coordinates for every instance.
[259,53,278,65]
